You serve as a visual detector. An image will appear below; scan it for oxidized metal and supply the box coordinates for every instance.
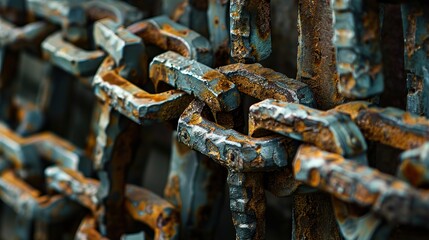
[46,166,180,239]
[334,101,429,150]
[178,100,289,172]
[331,0,384,98]
[398,142,429,187]
[42,32,105,76]
[218,63,315,107]
[248,99,367,160]
[128,15,213,66]
[294,145,429,229]
[229,0,271,63]
[150,51,240,113]
[402,3,429,118]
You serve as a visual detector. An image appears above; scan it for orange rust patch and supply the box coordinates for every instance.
[162,23,189,37]
[102,72,126,86]
[400,160,425,186]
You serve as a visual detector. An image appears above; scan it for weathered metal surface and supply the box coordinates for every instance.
[402,3,429,118]
[0,170,82,222]
[164,133,225,239]
[247,98,374,239]
[163,0,209,38]
[294,144,429,229]
[92,105,139,238]
[93,18,145,78]
[229,0,271,63]
[93,57,193,124]
[398,142,429,187]
[150,51,240,112]
[248,99,367,159]
[42,32,105,76]
[46,166,180,239]
[0,18,53,48]
[297,0,345,110]
[178,99,289,172]
[218,63,315,107]
[0,122,91,174]
[334,101,429,150]
[82,0,143,26]
[331,0,384,98]
[228,171,265,240]
[207,0,229,66]
[128,15,213,66]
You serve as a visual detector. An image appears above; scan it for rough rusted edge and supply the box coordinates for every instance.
[93,57,193,124]
[150,51,240,112]
[177,99,288,171]
[334,101,429,150]
[218,63,315,107]
[331,0,384,98]
[294,145,429,228]
[230,0,272,63]
[249,99,367,159]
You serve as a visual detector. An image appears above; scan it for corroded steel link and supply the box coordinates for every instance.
[247,99,375,239]
[293,145,429,229]
[208,0,229,66]
[178,99,289,172]
[46,166,180,239]
[163,0,209,37]
[82,0,143,26]
[75,215,107,240]
[27,0,87,43]
[93,57,193,124]
[27,0,86,27]
[229,0,271,63]
[297,0,345,111]
[93,18,145,79]
[127,15,227,239]
[331,0,384,98]
[42,32,106,76]
[128,15,213,67]
[150,51,240,113]
[164,133,225,239]
[0,122,91,174]
[177,100,278,240]
[398,142,429,187]
[0,18,53,48]
[334,101,429,150]
[218,63,315,107]
[228,171,265,240]
[248,99,367,160]
[402,3,429,118]
[92,103,140,238]
[0,169,83,223]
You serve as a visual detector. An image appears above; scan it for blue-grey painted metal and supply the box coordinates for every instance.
[42,32,105,76]
[331,0,384,98]
[230,0,272,63]
[150,51,240,112]
[402,3,429,118]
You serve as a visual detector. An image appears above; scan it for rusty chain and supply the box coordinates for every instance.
[0,0,428,239]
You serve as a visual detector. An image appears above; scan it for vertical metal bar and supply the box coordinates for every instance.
[295,0,343,238]
[331,0,384,99]
[402,3,429,118]
[228,171,265,240]
[229,0,272,63]
[165,133,225,239]
[297,0,345,110]
[95,103,140,238]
